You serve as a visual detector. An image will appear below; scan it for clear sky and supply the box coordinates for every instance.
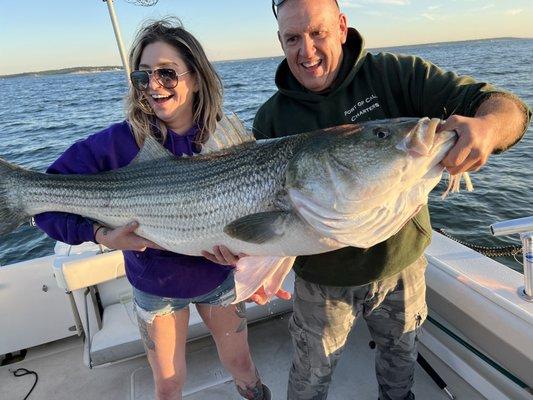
[1,0,532,75]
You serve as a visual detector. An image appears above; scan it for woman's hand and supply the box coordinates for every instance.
[94,221,163,251]
[201,245,247,267]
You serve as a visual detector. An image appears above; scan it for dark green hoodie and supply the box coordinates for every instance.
[253,28,529,286]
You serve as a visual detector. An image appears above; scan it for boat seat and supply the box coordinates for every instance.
[51,242,294,367]
[52,244,145,366]
[89,295,217,366]
[53,247,125,292]
[90,300,143,366]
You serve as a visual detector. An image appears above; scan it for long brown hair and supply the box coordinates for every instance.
[126,17,223,146]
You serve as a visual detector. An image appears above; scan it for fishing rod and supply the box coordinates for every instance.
[368,339,455,399]
[102,0,131,81]
[101,0,159,82]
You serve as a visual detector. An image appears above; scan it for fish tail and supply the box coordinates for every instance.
[0,157,30,235]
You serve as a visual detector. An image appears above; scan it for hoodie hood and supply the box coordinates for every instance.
[274,28,367,103]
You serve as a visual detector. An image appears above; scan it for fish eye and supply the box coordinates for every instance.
[373,128,390,139]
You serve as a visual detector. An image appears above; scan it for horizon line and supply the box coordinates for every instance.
[1,36,531,78]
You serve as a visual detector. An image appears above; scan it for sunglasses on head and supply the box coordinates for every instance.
[271,0,339,18]
[271,0,285,18]
[129,68,190,91]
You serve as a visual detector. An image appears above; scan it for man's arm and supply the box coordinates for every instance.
[438,93,530,175]
[474,93,529,152]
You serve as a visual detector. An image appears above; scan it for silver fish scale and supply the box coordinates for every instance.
[17,134,309,248]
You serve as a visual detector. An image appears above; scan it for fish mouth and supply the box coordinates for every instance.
[396,117,456,156]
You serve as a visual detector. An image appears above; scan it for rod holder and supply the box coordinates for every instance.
[517,233,533,302]
[490,216,533,236]
[490,217,533,302]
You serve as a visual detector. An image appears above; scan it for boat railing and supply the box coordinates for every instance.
[491,216,533,302]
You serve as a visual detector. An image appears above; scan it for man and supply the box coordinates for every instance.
[252,0,531,399]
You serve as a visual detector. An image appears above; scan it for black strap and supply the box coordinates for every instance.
[435,227,522,258]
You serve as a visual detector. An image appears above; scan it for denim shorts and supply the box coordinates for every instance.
[133,272,236,323]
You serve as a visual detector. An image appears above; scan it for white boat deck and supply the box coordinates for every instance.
[2,232,532,399]
[1,312,484,400]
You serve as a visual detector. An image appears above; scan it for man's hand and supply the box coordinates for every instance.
[438,114,498,175]
[439,94,528,175]
[202,245,247,266]
[247,286,292,305]
[94,221,162,251]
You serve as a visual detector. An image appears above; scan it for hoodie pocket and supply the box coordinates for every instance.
[411,206,432,239]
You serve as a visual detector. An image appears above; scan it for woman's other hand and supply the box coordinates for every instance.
[201,245,247,267]
[94,221,163,251]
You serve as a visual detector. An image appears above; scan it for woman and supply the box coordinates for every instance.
[35,18,270,400]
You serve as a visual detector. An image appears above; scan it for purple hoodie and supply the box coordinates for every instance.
[34,121,231,298]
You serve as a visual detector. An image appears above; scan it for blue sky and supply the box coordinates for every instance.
[1,0,532,75]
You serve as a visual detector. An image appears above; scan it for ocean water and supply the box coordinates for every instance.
[0,38,531,271]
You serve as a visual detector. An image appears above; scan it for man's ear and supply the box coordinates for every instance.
[339,13,348,44]
[277,31,284,50]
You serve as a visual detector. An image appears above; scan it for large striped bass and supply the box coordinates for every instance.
[0,117,465,302]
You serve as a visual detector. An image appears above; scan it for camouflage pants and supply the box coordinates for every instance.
[287,257,428,400]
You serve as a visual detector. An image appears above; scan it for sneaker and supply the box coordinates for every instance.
[240,384,271,400]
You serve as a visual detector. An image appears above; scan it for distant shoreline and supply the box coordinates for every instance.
[1,36,529,78]
[0,66,124,79]
[222,36,530,63]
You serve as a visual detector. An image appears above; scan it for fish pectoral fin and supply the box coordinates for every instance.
[223,211,292,244]
[232,256,295,304]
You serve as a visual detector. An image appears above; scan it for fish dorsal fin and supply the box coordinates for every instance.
[200,113,255,154]
[131,134,176,165]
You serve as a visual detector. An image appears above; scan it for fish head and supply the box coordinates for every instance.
[321,117,456,200]
[330,116,455,165]
[287,117,457,221]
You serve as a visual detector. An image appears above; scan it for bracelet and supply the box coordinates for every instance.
[94,225,106,242]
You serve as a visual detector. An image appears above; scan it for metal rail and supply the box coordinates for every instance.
[491,216,533,302]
